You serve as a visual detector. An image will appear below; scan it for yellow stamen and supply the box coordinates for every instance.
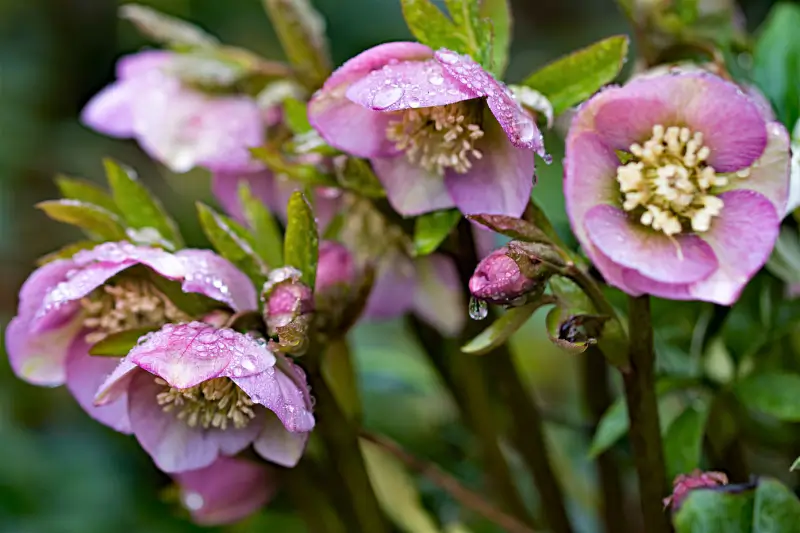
[156,377,256,430]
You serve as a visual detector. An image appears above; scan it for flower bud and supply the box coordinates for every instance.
[469,247,550,305]
[262,267,314,338]
[315,241,357,300]
[663,470,729,510]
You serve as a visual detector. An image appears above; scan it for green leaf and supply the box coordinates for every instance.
[238,183,284,268]
[284,192,319,288]
[196,203,267,287]
[734,372,800,422]
[322,339,361,422]
[545,306,607,354]
[262,0,331,89]
[766,227,800,285]
[444,0,489,63]
[55,175,120,216]
[664,402,710,481]
[753,477,800,532]
[250,146,338,188]
[462,302,543,355]
[467,213,551,243]
[103,159,182,248]
[589,399,628,458]
[674,0,699,24]
[400,0,465,53]
[753,3,800,129]
[89,327,159,357]
[522,35,629,115]
[414,210,461,256]
[37,200,128,241]
[145,270,224,316]
[118,4,218,49]
[36,240,98,266]
[334,157,386,198]
[791,457,800,471]
[479,0,511,76]
[283,97,313,134]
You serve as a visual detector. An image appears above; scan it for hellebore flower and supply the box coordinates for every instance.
[5,241,255,432]
[663,470,729,510]
[82,51,265,174]
[174,456,277,525]
[95,321,314,473]
[308,42,546,217]
[565,72,790,305]
[469,246,550,305]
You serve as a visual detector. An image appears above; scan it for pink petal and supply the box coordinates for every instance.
[689,190,780,305]
[94,360,139,406]
[174,457,276,526]
[127,322,275,390]
[81,82,138,138]
[321,42,433,92]
[620,270,692,300]
[445,113,535,217]
[175,249,258,312]
[363,253,417,320]
[472,223,499,261]
[371,156,455,216]
[585,244,644,297]
[252,414,309,467]
[116,50,172,79]
[65,332,131,433]
[231,354,315,434]
[584,204,718,284]
[412,254,465,337]
[434,49,545,155]
[315,241,356,294]
[211,170,275,224]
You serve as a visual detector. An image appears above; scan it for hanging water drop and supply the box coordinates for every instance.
[468,297,488,320]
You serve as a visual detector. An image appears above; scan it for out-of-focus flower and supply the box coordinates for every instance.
[174,456,277,525]
[5,241,255,432]
[663,470,729,510]
[565,72,790,305]
[95,321,314,473]
[262,267,314,336]
[469,246,550,305]
[309,42,546,217]
[82,51,265,174]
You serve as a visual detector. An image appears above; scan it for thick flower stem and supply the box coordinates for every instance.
[584,346,628,533]
[622,295,670,533]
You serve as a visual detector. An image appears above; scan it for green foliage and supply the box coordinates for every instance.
[55,175,121,216]
[251,146,338,188]
[88,327,159,357]
[284,191,319,288]
[119,3,219,49]
[283,97,314,134]
[734,372,800,422]
[467,213,552,243]
[663,401,710,481]
[462,302,542,355]
[335,157,386,198]
[400,0,465,53]
[479,0,511,76]
[37,200,128,241]
[238,184,284,268]
[413,210,461,256]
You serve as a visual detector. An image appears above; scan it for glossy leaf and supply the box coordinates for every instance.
[734,372,800,422]
[414,210,461,256]
[467,213,551,243]
[284,192,319,288]
[262,0,332,89]
[522,35,629,115]
[479,0,511,76]
[588,399,628,458]
[334,157,385,198]
[238,183,284,268]
[89,327,159,357]
[283,97,313,135]
[119,4,218,49]
[400,0,465,53]
[444,0,491,65]
[103,159,182,248]
[664,402,710,481]
[55,175,120,216]
[37,200,128,241]
[462,302,543,355]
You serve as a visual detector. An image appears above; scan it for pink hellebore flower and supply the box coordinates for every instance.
[308,42,546,217]
[82,51,265,174]
[565,72,790,305]
[663,470,729,510]
[5,241,255,433]
[469,246,539,305]
[174,456,277,525]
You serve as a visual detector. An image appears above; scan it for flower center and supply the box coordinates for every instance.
[386,102,484,175]
[156,377,255,430]
[80,279,189,344]
[616,125,745,236]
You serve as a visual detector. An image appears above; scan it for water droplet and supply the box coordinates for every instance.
[515,119,536,144]
[542,153,553,165]
[429,73,444,85]
[468,297,488,320]
[437,50,459,64]
[408,97,421,108]
[183,492,204,511]
[372,86,404,109]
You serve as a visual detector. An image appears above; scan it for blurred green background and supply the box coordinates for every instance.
[0,1,781,532]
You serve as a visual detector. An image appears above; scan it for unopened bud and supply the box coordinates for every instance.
[469,247,550,305]
[262,267,314,337]
[664,470,729,510]
[315,241,357,301]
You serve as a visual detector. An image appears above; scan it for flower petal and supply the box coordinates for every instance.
[116,50,171,79]
[584,204,718,284]
[175,249,258,312]
[65,331,132,433]
[252,413,309,467]
[211,170,275,224]
[689,190,780,305]
[81,82,138,138]
[174,457,276,526]
[412,254,465,337]
[620,270,692,300]
[445,113,535,217]
[322,42,434,91]
[363,252,417,320]
[372,156,454,216]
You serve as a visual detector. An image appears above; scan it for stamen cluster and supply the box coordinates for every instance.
[156,377,256,430]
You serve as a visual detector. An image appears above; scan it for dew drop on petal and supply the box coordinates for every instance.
[437,50,460,65]
[429,73,444,85]
[183,492,204,511]
[468,297,488,320]
[372,87,404,109]
[408,97,421,108]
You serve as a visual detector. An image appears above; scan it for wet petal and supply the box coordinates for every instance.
[81,82,138,138]
[322,42,433,91]
[211,170,275,224]
[176,249,258,312]
[252,413,309,467]
[584,204,718,284]
[94,360,140,406]
[445,114,535,217]
[689,190,780,305]
[372,156,454,216]
[116,50,171,79]
[620,270,692,300]
[584,243,644,297]
[363,253,416,320]
[412,254,465,337]
[65,332,132,433]
[174,457,277,526]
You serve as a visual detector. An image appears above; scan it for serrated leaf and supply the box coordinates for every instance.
[250,146,338,188]
[467,213,551,243]
[119,4,218,49]
[522,35,629,115]
[89,327,159,357]
[400,0,466,53]
[479,0,511,76]
[283,97,313,135]
[753,3,800,129]
[284,192,319,288]
[414,210,461,256]
[55,176,120,216]
[36,240,98,266]
[37,200,128,241]
[733,372,800,422]
[334,157,385,198]
[103,159,182,248]
[462,302,542,355]
[238,183,284,268]
[197,203,267,287]
[664,402,710,481]
[262,0,331,90]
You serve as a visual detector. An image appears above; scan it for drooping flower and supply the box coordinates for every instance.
[663,470,729,510]
[308,42,546,217]
[174,456,277,525]
[95,321,314,473]
[565,72,790,305]
[81,51,265,174]
[5,241,255,432]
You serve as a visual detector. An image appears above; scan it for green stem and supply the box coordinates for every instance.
[281,457,346,533]
[622,296,670,533]
[489,345,574,533]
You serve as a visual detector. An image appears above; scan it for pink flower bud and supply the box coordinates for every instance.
[469,247,544,305]
[315,241,357,297]
[664,470,729,510]
[262,267,314,335]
